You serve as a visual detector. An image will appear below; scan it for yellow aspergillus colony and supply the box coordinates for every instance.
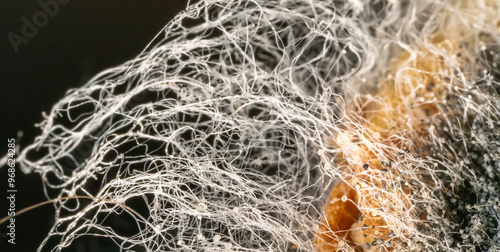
[314,1,500,247]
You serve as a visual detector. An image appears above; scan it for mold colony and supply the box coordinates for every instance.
[4,1,500,251]
[314,14,499,251]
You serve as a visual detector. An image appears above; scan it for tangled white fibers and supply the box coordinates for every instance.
[2,0,500,251]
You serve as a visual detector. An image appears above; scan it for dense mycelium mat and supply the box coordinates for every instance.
[2,0,500,251]
[315,1,500,250]
[316,37,494,251]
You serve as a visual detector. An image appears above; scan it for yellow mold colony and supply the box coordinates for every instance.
[315,38,468,252]
[314,0,500,248]
[312,5,497,248]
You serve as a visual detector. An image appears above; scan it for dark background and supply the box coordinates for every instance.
[0,1,189,251]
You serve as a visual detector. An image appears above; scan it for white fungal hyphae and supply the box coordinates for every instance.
[4,0,500,251]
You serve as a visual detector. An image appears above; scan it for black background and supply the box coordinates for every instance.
[0,1,189,251]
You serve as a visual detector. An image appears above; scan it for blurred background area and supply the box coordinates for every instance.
[0,1,189,251]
